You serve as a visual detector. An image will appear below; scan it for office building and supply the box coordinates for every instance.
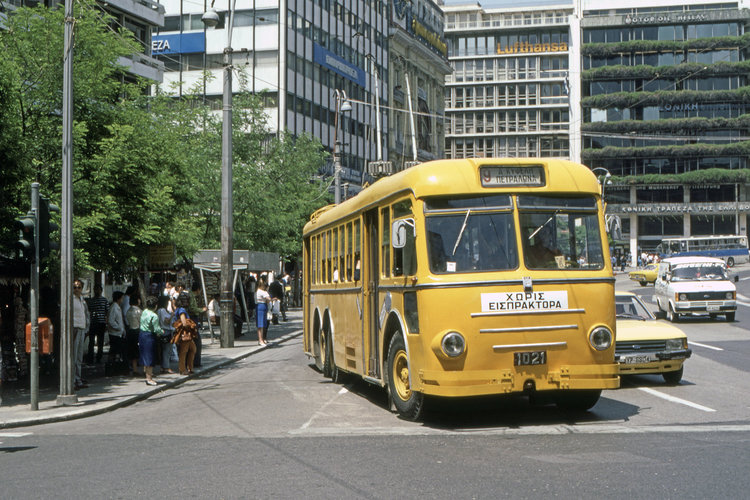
[153,0,389,196]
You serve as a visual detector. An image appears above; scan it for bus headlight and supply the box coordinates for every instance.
[665,338,684,351]
[441,332,465,357]
[589,326,612,351]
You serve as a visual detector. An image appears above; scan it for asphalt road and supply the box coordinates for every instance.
[2,269,750,499]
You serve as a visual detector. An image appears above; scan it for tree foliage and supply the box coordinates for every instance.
[0,2,328,277]
[582,114,750,134]
[583,140,750,160]
[581,33,750,57]
[610,168,750,186]
[582,60,750,81]
[582,86,750,109]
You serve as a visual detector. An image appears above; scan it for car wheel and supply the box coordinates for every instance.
[386,334,424,421]
[726,312,736,322]
[555,390,602,411]
[667,305,679,322]
[662,367,683,385]
[727,257,735,267]
[639,280,647,287]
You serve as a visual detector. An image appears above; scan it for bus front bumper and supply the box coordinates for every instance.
[417,364,620,398]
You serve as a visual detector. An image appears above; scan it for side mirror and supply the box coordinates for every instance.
[392,218,415,249]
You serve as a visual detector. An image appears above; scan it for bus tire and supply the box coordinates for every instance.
[555,390,601,411]
[727,257,735,267]
[726,312,736,322]
[320,327,332,378]
[662,367,683,385]
[386,334,424,421]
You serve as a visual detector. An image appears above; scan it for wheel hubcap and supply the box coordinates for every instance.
[392,349,411,401]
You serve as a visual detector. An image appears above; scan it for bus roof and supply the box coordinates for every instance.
[304,158,601,234]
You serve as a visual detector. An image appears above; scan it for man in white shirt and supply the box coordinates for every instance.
[72,280,90,390]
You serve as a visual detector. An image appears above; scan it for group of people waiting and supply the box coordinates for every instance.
[72,280,205,389]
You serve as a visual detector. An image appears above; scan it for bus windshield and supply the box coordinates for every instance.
[518,195,604,270]
[425,195,518,273]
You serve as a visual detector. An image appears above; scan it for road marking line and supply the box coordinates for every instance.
[737,301,750,308]
[688,340,724,351]
[0,432,32,438]
[299,385,351,430]
[639,387,716,412]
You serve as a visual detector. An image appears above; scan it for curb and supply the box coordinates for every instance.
[0,329,303,429]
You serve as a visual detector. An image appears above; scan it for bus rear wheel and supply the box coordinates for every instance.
[555,390,602,411]
[386,334,424,421]
[727,257,735,267]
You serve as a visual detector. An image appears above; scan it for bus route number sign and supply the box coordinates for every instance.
[480,166,545,188]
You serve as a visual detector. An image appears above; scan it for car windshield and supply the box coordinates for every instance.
[424,195,518,273]
[615,295,653,320]
[671,263,728,281]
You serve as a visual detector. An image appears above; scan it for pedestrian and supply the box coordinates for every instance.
[268,276,287,321]
[172,294,197,375]
[207,294,219,326]
[106,291,126,366]
[72,279,90,390]
[125,295,143,376]
[139,296,162,386]
[255,279,271,345]
[86,283,109,364]
[121,285,135,329]
[157,295,176,374]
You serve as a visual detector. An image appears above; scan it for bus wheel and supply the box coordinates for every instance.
[727,257,735,267]
[555,390,601,411]
[726,312,736,322]
[320,328,332,378]
[387,334,424,421]
[662,367,683,385]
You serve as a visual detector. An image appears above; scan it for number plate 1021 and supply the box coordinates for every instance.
[514,351,547,366]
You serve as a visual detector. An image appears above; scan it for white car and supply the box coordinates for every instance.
[653,256,738,322]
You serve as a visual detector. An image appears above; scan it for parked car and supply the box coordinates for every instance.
[628,263,659,286]
[615,292,691,384]
[653,256,738,322]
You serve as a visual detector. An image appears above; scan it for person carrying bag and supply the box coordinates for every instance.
[171,295,198,375]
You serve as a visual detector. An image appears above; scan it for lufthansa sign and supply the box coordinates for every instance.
[497,41,568,55]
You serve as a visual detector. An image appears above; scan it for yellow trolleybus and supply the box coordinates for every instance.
[302,158,619,419]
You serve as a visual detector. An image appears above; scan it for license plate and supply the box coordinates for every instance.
[623,354,652,364]
[707,305,721,311]
[514,351,546,366]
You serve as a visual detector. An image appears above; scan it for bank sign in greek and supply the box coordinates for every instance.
[313,43,366,87]
[151,32,205,55]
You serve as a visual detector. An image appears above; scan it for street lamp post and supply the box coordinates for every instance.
[203,1,236,348]
[333,89,352,204]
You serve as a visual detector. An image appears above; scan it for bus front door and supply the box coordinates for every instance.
[364,209,380,378]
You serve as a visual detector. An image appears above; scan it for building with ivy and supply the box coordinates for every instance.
[580,0,750,260]
[442,2,576,160]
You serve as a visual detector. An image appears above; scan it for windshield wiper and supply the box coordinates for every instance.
[452,209,471,256]
[528,210,560,241]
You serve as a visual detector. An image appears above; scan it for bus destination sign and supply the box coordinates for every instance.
[480,166,545,188]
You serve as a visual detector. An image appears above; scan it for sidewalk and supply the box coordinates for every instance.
[0,309,303,429]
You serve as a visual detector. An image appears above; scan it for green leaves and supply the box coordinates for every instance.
[1,2,328,276]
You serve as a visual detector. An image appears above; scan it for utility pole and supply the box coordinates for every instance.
[57,0,77,405]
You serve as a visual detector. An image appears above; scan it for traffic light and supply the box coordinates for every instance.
[15,213,36,260]
[38,196,59,260]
